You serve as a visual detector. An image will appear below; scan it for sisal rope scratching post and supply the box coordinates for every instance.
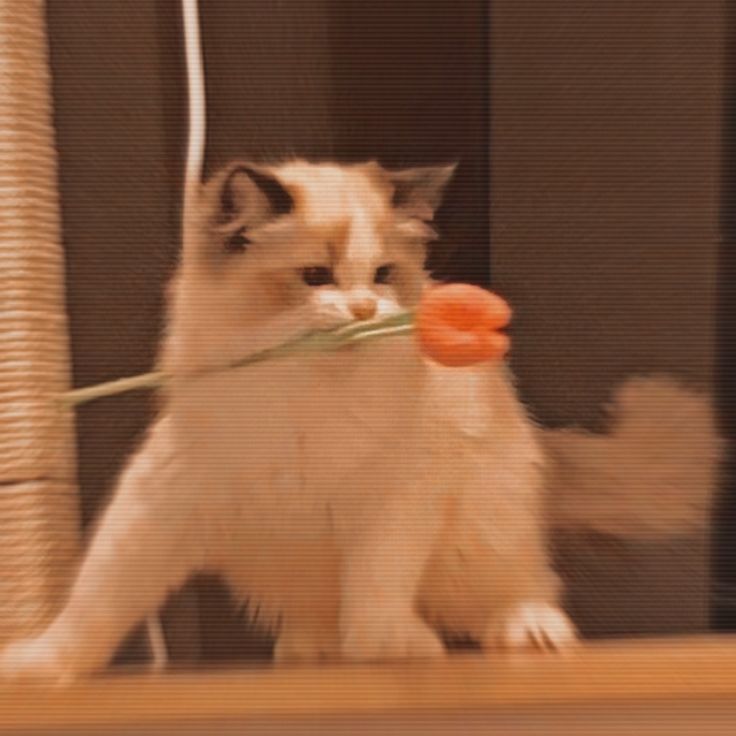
[0,0,80,644]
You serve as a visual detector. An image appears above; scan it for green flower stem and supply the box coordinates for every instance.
[57,371,167,409]
[329,309,415,340]
[58,311,416,409]
[338,323,414,346]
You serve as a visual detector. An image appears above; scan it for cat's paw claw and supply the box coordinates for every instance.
[0,635,76,684]
[341,615,445,662]
[483,601,578,652]
[274,626,340,663]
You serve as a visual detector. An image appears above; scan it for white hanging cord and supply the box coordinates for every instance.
[181,0,207,247]
[145,0,208,672]
[145,614,168,671]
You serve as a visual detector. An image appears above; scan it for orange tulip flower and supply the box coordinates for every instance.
[416,283,511,367]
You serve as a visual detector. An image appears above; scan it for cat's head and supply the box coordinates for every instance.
[183,159,456,322]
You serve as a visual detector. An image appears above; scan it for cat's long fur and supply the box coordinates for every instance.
[0,160,719,682]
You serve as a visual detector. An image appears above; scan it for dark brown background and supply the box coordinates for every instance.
[714,0,736,630]
[46,0,721,662]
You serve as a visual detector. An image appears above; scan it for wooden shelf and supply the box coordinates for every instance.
[2,634,736,733]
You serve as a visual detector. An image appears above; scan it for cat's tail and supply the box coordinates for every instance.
[541,375,723,539]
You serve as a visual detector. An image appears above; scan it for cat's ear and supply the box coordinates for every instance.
[199,161,294,253]
[387,163,457,221]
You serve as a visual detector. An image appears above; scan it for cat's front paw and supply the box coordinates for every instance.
[341,614,445,662]
[482,601,578,652]
[1,634,81,684]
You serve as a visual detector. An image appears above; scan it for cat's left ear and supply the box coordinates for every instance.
[205,161,294,228]
[193,161,294,256]
[388,163,458,221]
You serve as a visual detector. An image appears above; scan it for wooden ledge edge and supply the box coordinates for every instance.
[2,634,736,731]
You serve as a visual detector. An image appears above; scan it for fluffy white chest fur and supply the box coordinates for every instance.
[2,158,717,682]
[171,335,553,649]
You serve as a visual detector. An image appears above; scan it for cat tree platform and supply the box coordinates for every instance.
[2,634,736,735]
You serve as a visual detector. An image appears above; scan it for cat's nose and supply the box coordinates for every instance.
[349,298,377,320]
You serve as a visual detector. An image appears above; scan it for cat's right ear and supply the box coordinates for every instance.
[387,163,457,221]
[197,161,294,254]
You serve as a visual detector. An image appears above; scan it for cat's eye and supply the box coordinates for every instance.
[302,266,334,287]
[374,264,395,284]
[224,229,251,253]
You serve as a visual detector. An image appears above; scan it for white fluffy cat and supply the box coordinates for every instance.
[0,159,719,682]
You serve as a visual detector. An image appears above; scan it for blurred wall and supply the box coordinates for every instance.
[490,0,723,634]
[714,0,736,631]
[46,0,193,662]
